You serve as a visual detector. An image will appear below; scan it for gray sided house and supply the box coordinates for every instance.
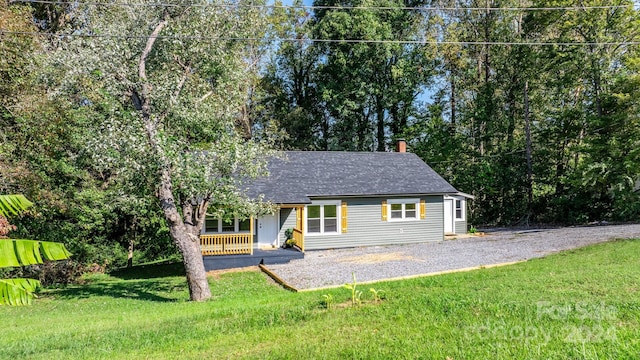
[200,147,472,257]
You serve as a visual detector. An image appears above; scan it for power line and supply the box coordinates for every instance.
[2,30,639,46]
[8,0,637,12]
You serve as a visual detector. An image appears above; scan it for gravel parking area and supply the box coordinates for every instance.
[265,224,640,290]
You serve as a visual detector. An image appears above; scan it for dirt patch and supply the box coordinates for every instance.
[206,266,260,280]
[337,252,422,264]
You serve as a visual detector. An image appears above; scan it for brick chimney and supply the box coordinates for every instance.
[396,139,407,153]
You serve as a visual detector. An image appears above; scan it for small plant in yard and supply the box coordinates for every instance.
[369,288,385,303]
[321,293,335,309]
[468,225,477,234]
[344,272,362,306]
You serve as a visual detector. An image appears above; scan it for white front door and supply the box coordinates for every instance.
[257,214,279,248]
[444,199,454,234]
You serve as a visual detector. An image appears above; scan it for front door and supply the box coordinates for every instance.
[257,214,279,248]
[444,199,454,234]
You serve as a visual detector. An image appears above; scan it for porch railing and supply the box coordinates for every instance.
[200,233,253,256]
[292,228,304,252]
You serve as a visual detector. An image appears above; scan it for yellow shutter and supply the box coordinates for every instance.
[381,200,387,221]
[420,199,426,219]
[341,201,348,233]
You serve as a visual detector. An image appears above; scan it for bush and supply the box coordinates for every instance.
[282,228,296,248]
[4,259,89,287]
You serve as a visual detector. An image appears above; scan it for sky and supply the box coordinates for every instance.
[277,0,314,6]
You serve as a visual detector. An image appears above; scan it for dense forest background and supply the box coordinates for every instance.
[1,0,639,269]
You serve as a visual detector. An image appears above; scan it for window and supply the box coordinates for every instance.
[307,205,321,233]
[221,218,235,233]
[324,204,338,232]
[390,203,403,219]
[205,217,219,233]
[305,201,340,235]
[386,199,420,221]
[239,218,251,232]
[202,217,253,233]
[455,199,465,220]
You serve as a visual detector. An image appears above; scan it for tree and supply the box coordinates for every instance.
[256,1,328,149]
[39,1,272,301]
[0,194,71,305]
[313,0,433,151]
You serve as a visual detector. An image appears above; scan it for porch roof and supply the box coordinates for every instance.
[245,151,460,204]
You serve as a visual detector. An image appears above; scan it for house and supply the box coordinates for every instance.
[200,141,473,265]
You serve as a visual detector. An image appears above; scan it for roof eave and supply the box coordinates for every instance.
[444,191,475,199]
[306,192,462,199]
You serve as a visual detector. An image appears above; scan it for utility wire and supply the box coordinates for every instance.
[8,0,637,12]
[2,30,639,46]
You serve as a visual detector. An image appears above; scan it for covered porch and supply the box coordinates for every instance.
[200,205,304,269]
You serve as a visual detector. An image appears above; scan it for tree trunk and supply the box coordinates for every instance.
[376,96,385,152]
[170,227,211,301]
[590,45,603,118]
[450,73,456,128]
[136,16,212,301]
[127,238,134,268]
[157,169,212,302]
[524,80,533,225]
[479,0,491,157]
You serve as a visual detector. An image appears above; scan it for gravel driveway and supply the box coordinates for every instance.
[265,224,640,290]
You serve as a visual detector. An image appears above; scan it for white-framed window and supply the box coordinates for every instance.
[202,217,252,234]
[304,200,341,235]
[455,199,465,220]
[387,198,420,221]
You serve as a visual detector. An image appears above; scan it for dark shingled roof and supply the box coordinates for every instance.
[245,151,460,204]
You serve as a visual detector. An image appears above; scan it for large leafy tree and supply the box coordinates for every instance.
[38,0,272,301]
[260,0,434,151]
[0,195,71,305]
[313,0,433,151]
[411,0,640,225]
[256,2,329,149]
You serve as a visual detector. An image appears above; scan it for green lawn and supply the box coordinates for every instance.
[1,239,639,359]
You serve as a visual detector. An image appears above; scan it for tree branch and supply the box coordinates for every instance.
[197,91,214,104]
[171,56,191,106]
[139,14,169,82]
[193,197,209,234]
[135,13,186,233]
[182,200,193,226]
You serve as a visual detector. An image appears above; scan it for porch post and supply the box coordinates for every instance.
[297,206,304,252]
[249,215,254,255]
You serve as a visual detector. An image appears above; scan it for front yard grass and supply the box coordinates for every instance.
[1,239,638,359]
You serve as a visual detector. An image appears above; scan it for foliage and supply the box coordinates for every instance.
[0,239,638,358]
[30,0,275,301]
[1,1,172,270]
[258,0,640,226]
[0,194,33,218]
[282,228,296,248]
[3,259,88,287]
[0,194,71,305]
[258,0,432,151]
[284,228,293,240]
